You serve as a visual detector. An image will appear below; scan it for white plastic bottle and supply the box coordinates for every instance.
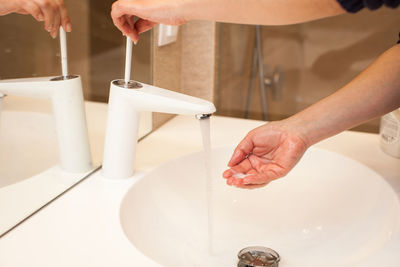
[380,108,400,158]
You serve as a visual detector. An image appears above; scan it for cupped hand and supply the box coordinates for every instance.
[223,121,309,189]
[0,0,71,38]
[111,0,188,44]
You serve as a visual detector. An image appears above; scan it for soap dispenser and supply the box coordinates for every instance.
[380,108,400,158]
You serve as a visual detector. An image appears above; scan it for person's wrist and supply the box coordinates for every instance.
[281,116,313,149]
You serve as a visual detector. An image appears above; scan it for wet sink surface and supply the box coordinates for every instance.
[120,146,400,266]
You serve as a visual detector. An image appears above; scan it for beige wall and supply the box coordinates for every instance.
[217,7,400,133]
[181,21,216,102]
[152,22,217,130]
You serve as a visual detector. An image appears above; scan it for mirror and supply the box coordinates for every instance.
[0,0,152,236]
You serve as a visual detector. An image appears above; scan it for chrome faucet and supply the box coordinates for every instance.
[0,75,92,173]
[102,79,216,179]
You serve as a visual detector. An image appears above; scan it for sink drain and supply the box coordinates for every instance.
[237,246,280,267]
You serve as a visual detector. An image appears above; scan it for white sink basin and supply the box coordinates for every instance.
[120,146,400,267]
[0,111,58,188]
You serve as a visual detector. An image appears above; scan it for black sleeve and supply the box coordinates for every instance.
[337,0,400,13]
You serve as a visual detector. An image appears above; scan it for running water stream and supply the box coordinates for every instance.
[198,116,252,260]
[198,116,214,254]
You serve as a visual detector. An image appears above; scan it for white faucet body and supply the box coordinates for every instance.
[102,80,216,179]
[0,75,92,173]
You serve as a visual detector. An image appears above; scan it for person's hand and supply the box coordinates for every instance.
[111,0,188,44]
[223,121,309,189]
[0,0,71,38]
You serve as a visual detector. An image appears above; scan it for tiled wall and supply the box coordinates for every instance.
[216,7,400,133]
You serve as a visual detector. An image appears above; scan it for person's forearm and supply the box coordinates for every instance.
[0,1,16,15]
[286,45,400,147]
[182,0,345,25]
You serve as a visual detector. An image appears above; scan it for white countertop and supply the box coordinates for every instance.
[0,114,399,266]
[0,97,107,236]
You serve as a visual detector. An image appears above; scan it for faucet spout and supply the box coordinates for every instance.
[0,76,54,98]
[196,113,212,120]
[102,80,216,179]
[111,79,216,115]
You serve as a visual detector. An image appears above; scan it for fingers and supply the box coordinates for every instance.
[223,159,263,188]
[111,9,131,35]
[111,3,141,43]
[228,133,255,167]
[126,14,134,29]
[223,158,278,189]
[225,174,261,188]
[35,0,55,36]
[125,15,140,43]
[112,15,128,35]
[111,2,130,34]
[111,1,157,44]
[58,0,71,32]
[19,1,43,21]
[225,172,273,189]
[223,159,254,178]
[122,17,156,43]
[135,18,157,34]
[50,4,61,38]
[242,172,274,185]
[33,0,70,38]
[110,0,126,21]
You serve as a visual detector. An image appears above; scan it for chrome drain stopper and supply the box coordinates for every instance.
[238,246,280,267]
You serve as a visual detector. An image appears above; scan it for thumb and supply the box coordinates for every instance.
[228,133,254,167]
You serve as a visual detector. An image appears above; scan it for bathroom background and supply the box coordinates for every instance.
[1,3,399,132]
[216,8,400,133]
[0,0,399,238]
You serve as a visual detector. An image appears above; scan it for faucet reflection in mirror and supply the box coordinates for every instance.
[0,75,92,173]
[102,80,216,179]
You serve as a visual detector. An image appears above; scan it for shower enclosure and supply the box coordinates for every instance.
[216,7,400,133]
